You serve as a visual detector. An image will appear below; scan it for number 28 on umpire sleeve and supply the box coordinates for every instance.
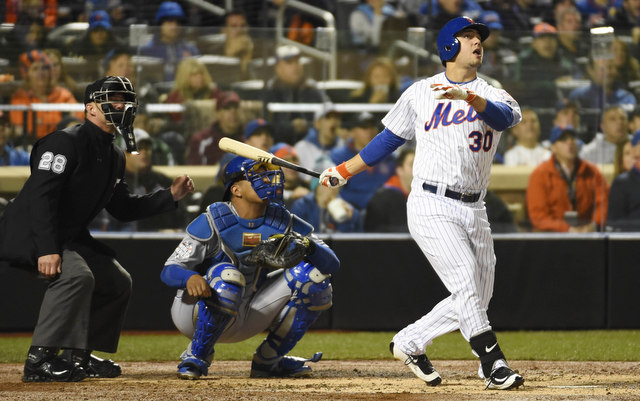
[468,130,494,152]
[38,151,67,174]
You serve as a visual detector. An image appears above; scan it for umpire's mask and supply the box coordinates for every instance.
[86,76,139,153]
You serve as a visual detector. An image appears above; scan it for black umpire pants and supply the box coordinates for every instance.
[31,249,132,353]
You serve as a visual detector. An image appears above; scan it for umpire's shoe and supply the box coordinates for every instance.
[23,346,87,382]
[484,361,524,390]
[390,342,442,386]
[60,349,122,378]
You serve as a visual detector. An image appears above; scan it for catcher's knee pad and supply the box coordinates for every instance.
[185,300,232,369]
[284,262,333,311]
[205,263,245,315]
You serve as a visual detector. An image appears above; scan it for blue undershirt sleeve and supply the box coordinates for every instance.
[478,100,514,132]
[359,128,406,166]
[161,264,199,288]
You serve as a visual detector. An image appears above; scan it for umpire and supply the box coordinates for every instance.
[0,76,194,382]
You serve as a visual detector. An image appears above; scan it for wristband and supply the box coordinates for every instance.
[465,91,477,103]
[336,162,353,180]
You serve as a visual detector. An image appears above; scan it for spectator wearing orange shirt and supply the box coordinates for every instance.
[10,50,83,142]
[526,125,609,233]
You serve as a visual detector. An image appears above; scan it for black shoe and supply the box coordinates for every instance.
[60,349,122,378]
[390,342,441,386]
[485,366,524,390]
[22,347,87,382]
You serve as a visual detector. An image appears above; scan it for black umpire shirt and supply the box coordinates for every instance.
[0,120,177,269]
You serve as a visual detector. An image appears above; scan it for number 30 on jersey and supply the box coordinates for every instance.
[468,130,493,152]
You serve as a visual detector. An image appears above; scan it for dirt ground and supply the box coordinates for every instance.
[1,360,639,400]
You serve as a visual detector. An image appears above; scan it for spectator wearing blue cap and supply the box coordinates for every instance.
[329,111,395,211]
[606,130,640,231]
[526,124,609,232]
[139,1,200,82]
[66,10,124,68]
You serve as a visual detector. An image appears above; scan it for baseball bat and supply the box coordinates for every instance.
[218,137,325,179]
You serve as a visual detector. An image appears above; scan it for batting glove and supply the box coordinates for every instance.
[320,162,352,187]
[431,83,476,103]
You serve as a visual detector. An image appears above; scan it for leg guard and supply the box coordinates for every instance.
[178,263,243,379]
[178,300,232,378]
[252,263,332,371]
[469,330,506,378]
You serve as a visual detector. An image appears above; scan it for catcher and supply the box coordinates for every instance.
[161,156,340,379]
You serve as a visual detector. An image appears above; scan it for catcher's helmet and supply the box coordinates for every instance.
[222,156,284,202]
[437,16,490,67]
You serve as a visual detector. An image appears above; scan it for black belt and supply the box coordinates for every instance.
[422,183,481,203]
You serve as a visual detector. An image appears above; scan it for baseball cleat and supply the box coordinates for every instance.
[82,354,122,378]
[177,359,208,380]
[250,352,322,378]
[484,366,524,390]
[390,342,441,386]
[23,356,87,382]
[60,349,122,378]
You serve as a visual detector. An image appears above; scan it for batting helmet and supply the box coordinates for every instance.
[437,16,490,67]
[222,156,284,202]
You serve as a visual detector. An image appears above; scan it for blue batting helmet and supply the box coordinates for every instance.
[222,156,284,202]
[437,16,490,67]
[155,1,185,25]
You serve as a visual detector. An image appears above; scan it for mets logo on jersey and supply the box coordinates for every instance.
[424,103,480,132]
[243,233,262,247]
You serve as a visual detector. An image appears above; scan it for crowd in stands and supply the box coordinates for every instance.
[2,0,640,233]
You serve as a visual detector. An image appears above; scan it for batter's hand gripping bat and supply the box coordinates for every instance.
[218,137,337,185]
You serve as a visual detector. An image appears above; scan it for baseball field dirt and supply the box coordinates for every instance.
[1,360,638,400]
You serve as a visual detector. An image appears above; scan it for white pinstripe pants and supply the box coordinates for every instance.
[393,187,496,356]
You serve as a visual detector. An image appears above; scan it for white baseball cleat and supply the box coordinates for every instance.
[390,342,442,386]
[484,366,524,390]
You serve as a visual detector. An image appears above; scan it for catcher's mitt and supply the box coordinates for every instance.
[241,232,311,270]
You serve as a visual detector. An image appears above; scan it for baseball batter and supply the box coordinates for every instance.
[320,16,524,390]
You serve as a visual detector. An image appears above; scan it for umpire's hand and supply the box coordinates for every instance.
[38,254,61,279]
[171,175,195,201]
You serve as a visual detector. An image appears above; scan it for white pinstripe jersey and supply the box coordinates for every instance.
[382,72,521,193]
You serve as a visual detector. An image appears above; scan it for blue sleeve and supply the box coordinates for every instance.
[306,241,340,274]
[478,100,515,132]
[360,128,406,166]
[161,264,199,288]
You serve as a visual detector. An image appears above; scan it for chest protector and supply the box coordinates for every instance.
[205,202,313,262]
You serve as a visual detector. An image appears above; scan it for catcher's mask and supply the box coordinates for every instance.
[222,156,284,202]
[85,76,139,153]
[437,16,489,67]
